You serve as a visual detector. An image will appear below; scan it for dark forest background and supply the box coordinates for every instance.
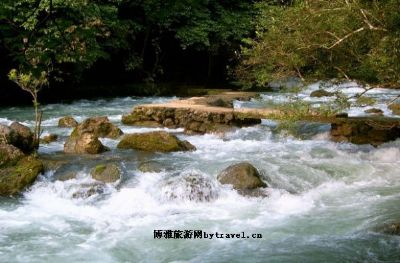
[1,0,399,105]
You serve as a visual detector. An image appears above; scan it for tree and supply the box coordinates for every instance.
[0,0,131,83]
[121,0,255,82]
[8,69,48,150]
[237,0,400,88]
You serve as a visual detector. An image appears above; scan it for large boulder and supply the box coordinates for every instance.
[73,116,123,139]
[0,156,43,196]
[0,123,34,153]
[217,162,267,190]
[117,131,196,152]
[0,144,24,168]
[64,133,109,154]
[9,122,34,152]
[58,116,78,128]
[0,124,15,145]
[90,163,121,183]
[310,89,335,98]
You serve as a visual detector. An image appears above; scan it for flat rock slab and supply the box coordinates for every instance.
[122,92,272,133]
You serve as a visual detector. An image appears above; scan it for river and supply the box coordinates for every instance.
[0,84,400,262]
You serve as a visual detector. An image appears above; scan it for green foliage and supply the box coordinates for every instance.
[1,0,131,82]
[8,69,48,95]
[237,0,400,88]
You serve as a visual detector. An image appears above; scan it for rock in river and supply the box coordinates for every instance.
[73,116,123,139]
[217,162,267,191]
[310,89,335,98]
[0,156,44,196]
[1,122,34,153]
[117,131,196,152]
[90,163,121,183]
[64,133,109,154]
[58,116,79,128]
[161,173,218,202]
[138,161,165,173]
[40,134,58,144]
[0,144,24,168]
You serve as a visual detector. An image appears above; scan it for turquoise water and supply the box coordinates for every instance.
[0,95,399,262]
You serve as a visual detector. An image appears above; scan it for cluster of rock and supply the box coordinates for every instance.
[64,116,122,154]
[331,116,400,146]
[0,122,43,196]
[58,115,196,155]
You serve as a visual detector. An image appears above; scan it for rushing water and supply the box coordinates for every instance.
[0,89,400,262]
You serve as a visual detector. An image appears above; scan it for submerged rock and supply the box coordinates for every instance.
[90,163,121,183]
[72,183,105,199]
[0,156,43,196]
[117,131,196,152]
[64,133,109,154]
[73,116,123,139]
[58,116,78,128]
[217,162,267,191]
[56,171,78,181]
[310,89,335,98]
[138,161,165,173]
[0,144,24,168]
[40,134,58,144]
[161,173,218,202]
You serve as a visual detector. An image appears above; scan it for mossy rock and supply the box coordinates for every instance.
[121,113,141,125]
[217,162,267,190]
[90,163,121,183]
[76,117,123,139]
[0,156,44,196]
[58,116,78,128]
[117,131,196,152]
[310,89,334,98]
